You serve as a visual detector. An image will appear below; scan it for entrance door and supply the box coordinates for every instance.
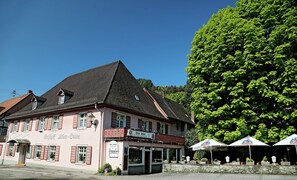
[18,144,27,165]
[145,151,150,174]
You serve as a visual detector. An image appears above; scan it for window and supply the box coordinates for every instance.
[58,93,65,104]
[52,115,59,130]
[116,113,126,128]
[39,117,45,131]
[12,121,18,132]
[160,123,166,134]
[26,146,31,159]
[78,113,87,128]
[163,148,168,161]
[77,146,87,164]
[48,146,56,161]
[128,146,143,165]
[143,121,149,131]
[32,99,37,110]
[35,145,42,159]
[8,143,14,156]
[24,119,30,131]
[152,148,162,163]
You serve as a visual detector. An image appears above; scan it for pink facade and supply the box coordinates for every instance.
[2,61,193,174]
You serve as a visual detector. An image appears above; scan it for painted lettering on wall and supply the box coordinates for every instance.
[44,133,80,140]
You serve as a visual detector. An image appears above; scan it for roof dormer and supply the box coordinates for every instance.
[57,88,73,104]
[31,96,46,110]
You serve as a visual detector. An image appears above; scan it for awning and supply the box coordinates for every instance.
[7,139,31,144]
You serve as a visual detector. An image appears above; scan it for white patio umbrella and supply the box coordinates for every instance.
[191,138,227,164]
[273,134,297,156]
[229,135,269,160]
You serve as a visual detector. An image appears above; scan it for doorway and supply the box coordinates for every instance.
[18,144,27,165]
[145,150,150,174]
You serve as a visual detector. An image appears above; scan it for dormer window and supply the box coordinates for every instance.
[57,88,73,105]
[31,96,46,110]
[58,92,65,104]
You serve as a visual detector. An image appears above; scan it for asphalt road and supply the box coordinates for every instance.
[0,165,296,180]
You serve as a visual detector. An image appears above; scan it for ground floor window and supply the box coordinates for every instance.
[163,148,168,161]
[77,146,87,164]
[48,146,56,161]
[8,143,14,156]
[152,148,162,163]
[35,145,42,159]
[169,149,176,161]
[26,145,31,159]
[129,146,143,165]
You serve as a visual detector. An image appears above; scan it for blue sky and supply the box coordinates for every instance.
[0,0,237,102]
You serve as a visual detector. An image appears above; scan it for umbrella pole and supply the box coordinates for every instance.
[210,146,213,164]
[295,145,297,157]
[249,145,251,159]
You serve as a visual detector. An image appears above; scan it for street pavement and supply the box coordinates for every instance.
[0,164,296,180]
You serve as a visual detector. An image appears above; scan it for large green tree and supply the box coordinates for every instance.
[187,0,297,144]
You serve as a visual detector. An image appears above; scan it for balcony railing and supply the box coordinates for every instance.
[104,128,185,145]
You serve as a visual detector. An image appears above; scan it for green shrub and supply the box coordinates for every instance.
[98,163,112,174]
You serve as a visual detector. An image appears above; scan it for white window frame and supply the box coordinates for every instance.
[52,115,59,130]
[32,99,37,110]
[35,145,42,160]
[26,145,31,159]
[39,117,45,131]
[78,113,87,128]
[76,146,87,164]
[143,120,150,131]
[8,143,14,156]
[116,113,126,128]
[58,93,65,104]
[160,123,166,134]
[48,146,56,161]
[24,119,30,131]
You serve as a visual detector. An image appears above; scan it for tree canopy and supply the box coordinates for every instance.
[187,0,297,144]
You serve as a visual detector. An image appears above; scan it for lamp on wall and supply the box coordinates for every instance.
[88,113,98,127]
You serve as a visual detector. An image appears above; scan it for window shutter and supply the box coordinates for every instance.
[16,121,20,132]
[86,146,92,165]
[165,124,168,135]
[12,144,16,157]
[86,112,92,128]
[0,144,2,156]
[70,146,76,163]
[35,119,39,131]
[40,145,45,160]
[157,122,160,133]
[5,145,9,156]
[47,117,52,130]
[31,145,35,159]
[44,146,49,160]
[138,119,143,129]
[58,115,63,130]
[111,112,117,128]
[55,146,60,161]
[21,120,24,132]
[149,121,152,132]
[126,116,131,129]
[73,113,78,129]
[29,119,33,131]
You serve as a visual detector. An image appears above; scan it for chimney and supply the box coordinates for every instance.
[28,90,33,94]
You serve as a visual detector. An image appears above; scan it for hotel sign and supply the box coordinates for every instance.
[109,141,119,158]
[127,129,155,139]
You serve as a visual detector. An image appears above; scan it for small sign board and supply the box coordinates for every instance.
[109,141,119,158]
[127,129,155,139]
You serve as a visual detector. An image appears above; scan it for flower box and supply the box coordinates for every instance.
[171,160,177,164]
[231,162,240,165]
[261,161,270,165]
[281,162,291,166]
[198,161,206,165]
[214,161,221,165]
[246,161,254,165]
[189,160,197,165]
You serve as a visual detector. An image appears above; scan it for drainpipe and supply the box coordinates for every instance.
[1,116,9,165]
[95,103,104,168]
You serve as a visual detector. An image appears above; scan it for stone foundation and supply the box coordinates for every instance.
[163,163,297,175]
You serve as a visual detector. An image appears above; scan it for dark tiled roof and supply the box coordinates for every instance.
[147,90,194,125]
[8,61,191,124]
[9,61,165,120]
